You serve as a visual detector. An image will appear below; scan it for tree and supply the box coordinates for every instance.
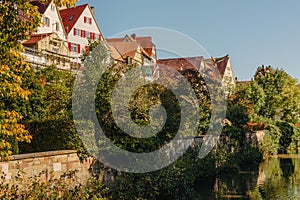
[232,66,300,124]
[0,0,77,160]
[253,66,300,123]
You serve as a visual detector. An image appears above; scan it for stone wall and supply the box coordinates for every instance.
[0,150,93,185]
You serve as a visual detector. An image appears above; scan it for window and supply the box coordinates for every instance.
[44,17,50,27]
[90,32,95,40]
[81,30,86,38]
[86,31,90,39]
[68,43,81,54]
[76,29,80,36]
[84,16,92,24]
[71,43,77,52]
[68,42,76,52]
[145,66,152,76]
[69,15,74,21]
[74,28,80,36]
[55,22,59,31]
[50,41,58,46]
[51,4,55,11]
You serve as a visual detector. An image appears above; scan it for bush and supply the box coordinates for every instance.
[0,169,109,200]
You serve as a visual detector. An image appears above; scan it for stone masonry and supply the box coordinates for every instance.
[0,150,93,185]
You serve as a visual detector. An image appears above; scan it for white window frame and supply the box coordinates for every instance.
[71,43,78,52]
[44,17,50,27]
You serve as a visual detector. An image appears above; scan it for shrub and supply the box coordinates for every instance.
[0,169,109,200]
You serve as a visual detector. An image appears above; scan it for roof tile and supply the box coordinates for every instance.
[23,33,55,46]
[59,4,88,33]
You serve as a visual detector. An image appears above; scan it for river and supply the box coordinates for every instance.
[191,154,300,199]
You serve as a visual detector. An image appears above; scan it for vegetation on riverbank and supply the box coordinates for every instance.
[0,169,108,200]
[3,41,300,199]
[1,1,300,197]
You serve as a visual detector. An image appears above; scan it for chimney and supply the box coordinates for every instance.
[91,6,95,15]
[131,33,136,40]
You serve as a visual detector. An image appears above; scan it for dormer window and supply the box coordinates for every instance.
[69,15,74,21]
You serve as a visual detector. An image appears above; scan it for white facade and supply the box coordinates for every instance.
[64,5,103,69]
[222,58,236,93]
[37,1,67,41]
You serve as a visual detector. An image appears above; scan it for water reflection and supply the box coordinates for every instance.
[192,155,300,199]
[280,158,294,178]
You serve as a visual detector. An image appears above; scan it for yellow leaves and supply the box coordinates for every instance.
[0,65,10,71]
[0,0,41,161]
[54,0,78,7]
[0,140,11,150]
[0,110,32,160]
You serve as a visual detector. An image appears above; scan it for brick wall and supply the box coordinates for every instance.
[0,150,93,185]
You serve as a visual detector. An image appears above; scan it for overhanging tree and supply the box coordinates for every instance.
[0,0,77,160]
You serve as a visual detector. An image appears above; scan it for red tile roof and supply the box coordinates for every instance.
[106,34,156,57]
[214,55,230,78]
[23,33,55,46]
[136,37,156,57]
[157,57,204,78]
[59,4,88,33]
[107,41,151,62]
[203,55,230,79]
[158,57,203,71]
[157,56,231,80]
[108,41,140,61]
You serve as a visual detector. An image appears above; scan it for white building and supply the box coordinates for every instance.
[22,0,71,70]
[59,4,104,70]
[30,0,67,41]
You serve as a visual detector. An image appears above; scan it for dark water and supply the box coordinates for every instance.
[193,155,300,199]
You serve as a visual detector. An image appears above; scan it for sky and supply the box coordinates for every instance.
[78,0,300,81]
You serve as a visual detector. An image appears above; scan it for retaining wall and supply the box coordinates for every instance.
[0,150,93,185]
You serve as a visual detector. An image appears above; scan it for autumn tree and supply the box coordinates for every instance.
[0,0,77,160]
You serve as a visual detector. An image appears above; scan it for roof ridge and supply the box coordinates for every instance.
[158,56,203,60]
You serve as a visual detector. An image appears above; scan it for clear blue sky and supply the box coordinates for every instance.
[79,0,300,81]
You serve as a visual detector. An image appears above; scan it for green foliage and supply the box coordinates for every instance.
[179,69,211,134]
[81,40,102,62]
[0,170,108,199]
[0,0,77,159]
[228,66,300,158]
[226,104,249,127]
[252,66,300,123]
[277,121,294,153]
[110,146,216,200]
[289,126,300,151]
[259,124,281,157]
[19,66,89,160]
[0,0,41,160]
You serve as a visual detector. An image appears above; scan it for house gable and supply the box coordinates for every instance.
[60,4,103,38]
[59,4,87,34]
[32,0,67,40]
[106,34,157,62]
